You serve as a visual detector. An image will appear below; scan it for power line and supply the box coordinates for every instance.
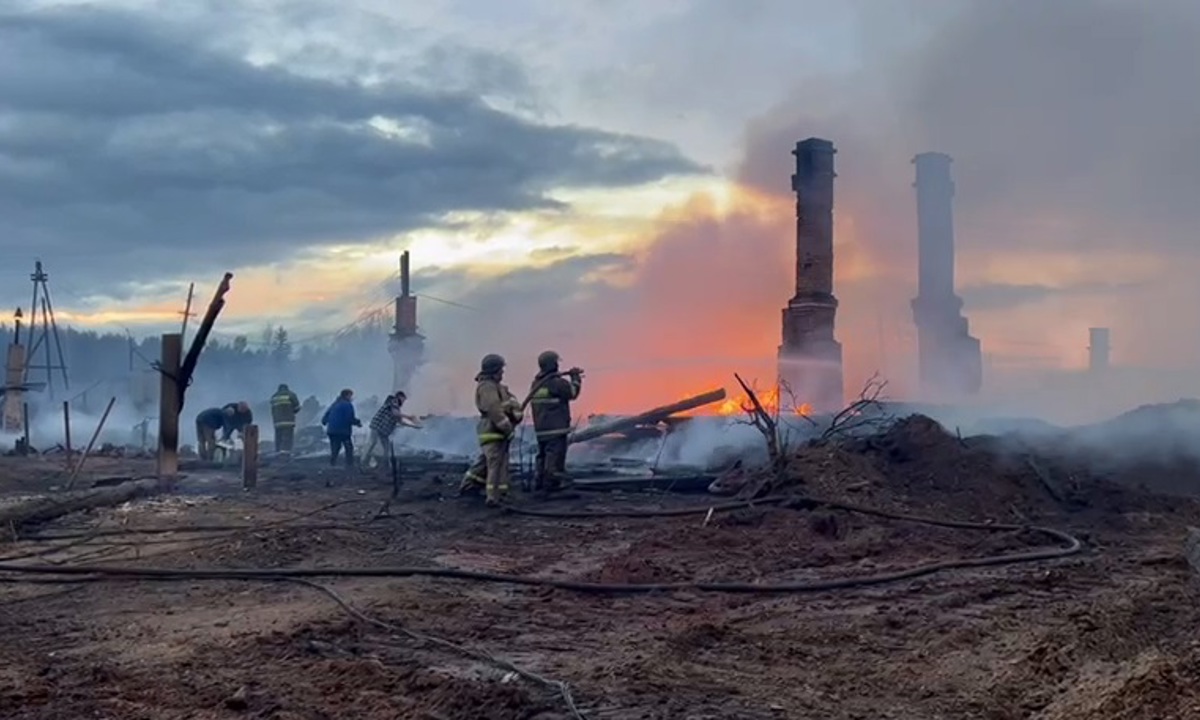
[417,293,479,312]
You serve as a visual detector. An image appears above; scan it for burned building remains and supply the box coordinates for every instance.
[388,250,426,392]
[910,152,982,397]
[778,138,844,412]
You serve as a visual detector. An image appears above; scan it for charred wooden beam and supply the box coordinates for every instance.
[0,477,163,536]
[568,388,727,444]
[176,273,233,408]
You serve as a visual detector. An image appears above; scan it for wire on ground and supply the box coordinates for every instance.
[0,493,1085,720]
[0,496,1083,594]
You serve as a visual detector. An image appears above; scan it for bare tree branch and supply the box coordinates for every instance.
[731,374,794,498]
[820,372,893,442]
[778,378,818,427]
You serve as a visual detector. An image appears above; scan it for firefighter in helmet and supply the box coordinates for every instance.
[459,354,523,506]
[528,350,582,492]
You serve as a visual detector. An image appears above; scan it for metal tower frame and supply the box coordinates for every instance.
[24,260,70,397]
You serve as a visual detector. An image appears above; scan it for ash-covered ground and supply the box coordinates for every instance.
[3,404,1200,719]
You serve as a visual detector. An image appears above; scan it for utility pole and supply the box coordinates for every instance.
[179,283,195,344]
[24,261,69,397]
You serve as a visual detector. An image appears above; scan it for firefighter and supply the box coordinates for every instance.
[459,354,522,507]
[529,351,582,493]
[270,384,301,454]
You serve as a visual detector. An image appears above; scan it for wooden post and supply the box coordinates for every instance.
[65,396,116,490]
[157,333,183,479]
[21,402,30,455]
[2,343,26,433]
[242,424,258,490]
[62,400,72,470]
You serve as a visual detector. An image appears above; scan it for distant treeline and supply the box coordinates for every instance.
[0,320,398,415]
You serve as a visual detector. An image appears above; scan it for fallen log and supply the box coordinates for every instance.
[568,388,727,445]
[0,477,165,537]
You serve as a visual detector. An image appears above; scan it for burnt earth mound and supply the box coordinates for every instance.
[750,414,1200,525]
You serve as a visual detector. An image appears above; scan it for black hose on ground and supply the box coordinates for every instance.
[0,496,1083,595]
[506,494,1046,533]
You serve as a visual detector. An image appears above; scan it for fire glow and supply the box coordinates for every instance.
[688,388,814,417]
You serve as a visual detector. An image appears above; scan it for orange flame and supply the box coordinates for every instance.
[689,388,813,417]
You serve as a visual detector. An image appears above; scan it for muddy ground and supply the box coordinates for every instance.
[2,418,1200,720]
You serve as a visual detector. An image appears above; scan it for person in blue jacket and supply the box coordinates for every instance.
[321,388,361,467]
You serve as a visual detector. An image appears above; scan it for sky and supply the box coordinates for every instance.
[1,0,1198,415]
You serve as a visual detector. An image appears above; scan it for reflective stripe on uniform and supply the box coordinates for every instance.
[530,387,559,405]
[478,432,509,444]
[271,396,294,405]
[463,471,486,484]
[274,421,295,427]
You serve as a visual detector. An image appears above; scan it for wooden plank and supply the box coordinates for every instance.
[157,333,183,479]
[65,396,116,490]
[242,424,259,489]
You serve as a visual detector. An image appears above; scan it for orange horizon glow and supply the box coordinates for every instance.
[33,173,1164,414]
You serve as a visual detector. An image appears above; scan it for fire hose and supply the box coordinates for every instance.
[0,495,1082,594]
[519,368,584,411]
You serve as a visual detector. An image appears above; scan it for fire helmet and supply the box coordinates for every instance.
[480,353,506,374]
[537,350,560,372]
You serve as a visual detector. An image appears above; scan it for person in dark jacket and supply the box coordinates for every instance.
[321,388,361,467]
[529,351,582,492]
[270,384,301,453]
[221,402,253,440]
[195,407,225,461]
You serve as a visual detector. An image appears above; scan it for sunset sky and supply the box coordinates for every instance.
[2,1,1198,413]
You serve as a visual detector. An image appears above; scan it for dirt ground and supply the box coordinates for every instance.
[3,417,1200,720]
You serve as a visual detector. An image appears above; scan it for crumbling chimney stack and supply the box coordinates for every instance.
[910,152,982,398]
[400,250,412,298]
[777,138,844,412]
[393,251,417,336]
[388,251,425,392]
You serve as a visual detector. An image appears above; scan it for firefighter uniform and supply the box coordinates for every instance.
[460,354,522,506]
[529,350,581,491]
[270,384,301,453]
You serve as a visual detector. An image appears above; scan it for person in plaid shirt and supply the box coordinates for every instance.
[363,391,411,468]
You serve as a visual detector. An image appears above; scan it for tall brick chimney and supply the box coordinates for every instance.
[388,251,425,392]
[910,152,982,398]
[778,138,844,412]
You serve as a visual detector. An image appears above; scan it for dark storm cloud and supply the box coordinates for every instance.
[0,4,704,284]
